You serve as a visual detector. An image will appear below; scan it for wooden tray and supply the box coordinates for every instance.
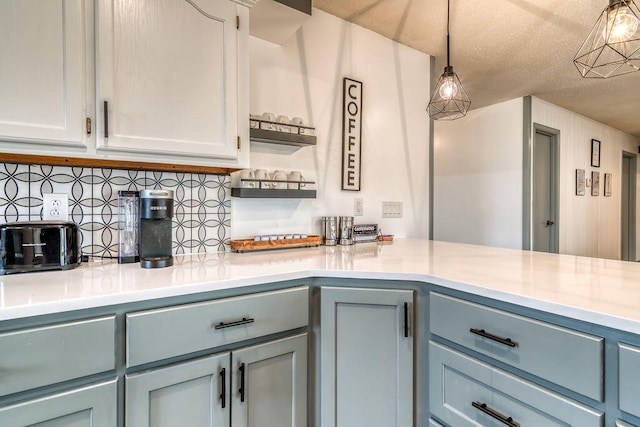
[231,235,323,252]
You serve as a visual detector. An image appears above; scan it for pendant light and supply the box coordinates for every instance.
[574,0,640,78]
[427,0,470,120]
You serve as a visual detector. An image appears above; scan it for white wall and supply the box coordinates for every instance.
[531,96,640,260]
[231,9,431,239]
[433,98,524,249]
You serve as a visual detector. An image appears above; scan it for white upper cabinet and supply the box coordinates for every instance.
[0,0,88,148]
[96,0,247,165]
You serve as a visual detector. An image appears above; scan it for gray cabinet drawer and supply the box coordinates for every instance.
[0,379,117,426]
[616,420,636,427]
[619,343,640,418]
[0,316,116,396]
[126,286,309,366]
[430,292,603,401]
[429,341,603,427]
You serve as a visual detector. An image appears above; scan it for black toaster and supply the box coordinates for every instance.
[0,221,82,274]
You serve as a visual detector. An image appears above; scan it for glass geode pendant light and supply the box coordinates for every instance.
[574,0,640,78]
[427,0,470,120]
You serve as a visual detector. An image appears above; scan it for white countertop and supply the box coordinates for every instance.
[2,239,640,334]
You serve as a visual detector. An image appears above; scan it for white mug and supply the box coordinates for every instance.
[272,170,288,189]
[287,171,306,189]
[254,169,270,188]
[261,112,276,130]
[276,115,290,133]
[239,169,255,188]
[249,114,259,129]
[290,117,304,134]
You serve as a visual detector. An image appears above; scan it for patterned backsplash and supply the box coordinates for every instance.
[0,163,231,257]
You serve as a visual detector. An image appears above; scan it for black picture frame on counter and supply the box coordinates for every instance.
[591,139,601,167]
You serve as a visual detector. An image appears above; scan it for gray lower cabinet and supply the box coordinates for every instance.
[0,379,117,426]
[320,286,414,427]
[231,334,307,427]
[619,343,640,419]
[429,341,603,426]
[125,333,307,427]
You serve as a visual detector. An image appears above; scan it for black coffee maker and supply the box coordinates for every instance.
[139,189,173,269]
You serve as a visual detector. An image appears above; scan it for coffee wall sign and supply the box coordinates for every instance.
[342,78,362,191]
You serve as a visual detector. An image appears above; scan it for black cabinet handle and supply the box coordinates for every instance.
[404,302,409,338]
[470,328,518,348]
[238,363,246,402]
[472,401,520,427]
[219,368,226,408]
[103,100,109,138]
[214,317,255,330]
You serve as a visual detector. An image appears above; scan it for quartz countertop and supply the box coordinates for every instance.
[1,239,639,334]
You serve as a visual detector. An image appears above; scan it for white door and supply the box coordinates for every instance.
[125,353,230,427]
[0,0,87,147]
[532,129,559,253]
[96,0,239,160]
[320,286,413,427]
[231,334,307,427]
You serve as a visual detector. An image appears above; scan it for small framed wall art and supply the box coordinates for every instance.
[591,171,599,196]
[591,139,601,167]
[604,173,612,197]
[576,169,586,196]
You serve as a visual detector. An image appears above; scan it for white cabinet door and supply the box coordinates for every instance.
[320,286,413,427]
[0,379,117,427]
[125,353,230,427]
[231,334,307,427]
[96,0,242,163]
[0,0,87,148]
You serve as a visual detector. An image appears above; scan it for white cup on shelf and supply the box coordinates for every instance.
[261,112,276,130]
[290,117,305,134]
[253,169,270,188]
[272,170,288,189]
[276,115,290,133]
[238,169,256,188]
[287,171,306,189]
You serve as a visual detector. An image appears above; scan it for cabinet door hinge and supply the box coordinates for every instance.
[236,15,240,30]
[86,117,92,135]
[237,136,241,150]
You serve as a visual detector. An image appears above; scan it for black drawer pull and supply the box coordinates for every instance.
[219,368,226,408]
[472,401,520,427]
[214,317,255,330]
[404,302,409,338]
[470,328,518,347]
[239,363,246,402]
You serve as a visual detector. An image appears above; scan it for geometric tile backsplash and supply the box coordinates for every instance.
[0,163,231,257]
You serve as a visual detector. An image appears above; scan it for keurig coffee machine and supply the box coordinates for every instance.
[139,189,173,268]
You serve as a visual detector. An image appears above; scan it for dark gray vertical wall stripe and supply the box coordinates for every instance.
[429,55,436,240]
[522,96,532,250]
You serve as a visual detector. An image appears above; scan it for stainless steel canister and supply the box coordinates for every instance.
[322,216,338,246]
[339,216,354,245]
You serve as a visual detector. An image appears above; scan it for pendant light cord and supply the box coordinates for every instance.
[446,0,451,68]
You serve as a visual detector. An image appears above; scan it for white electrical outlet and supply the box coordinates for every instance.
[382,201,403,218]
[43,193,69,221]
[354,198,363,216]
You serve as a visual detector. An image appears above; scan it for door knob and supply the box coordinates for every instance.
[546,220,555,226]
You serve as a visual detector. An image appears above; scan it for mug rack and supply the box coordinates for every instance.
[249,118,317,147]
[231,178,317,199]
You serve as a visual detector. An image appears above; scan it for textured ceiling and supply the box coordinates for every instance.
[314,0,640,138]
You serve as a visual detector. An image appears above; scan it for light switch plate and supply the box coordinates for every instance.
[382,201,402,218]
[354,198,363,216]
